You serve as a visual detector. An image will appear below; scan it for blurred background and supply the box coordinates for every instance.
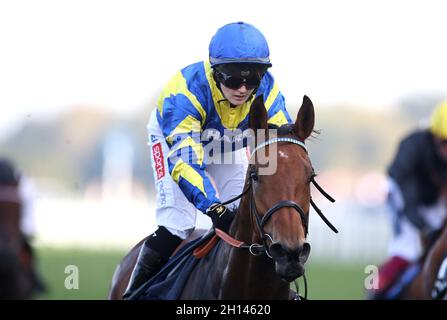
[1,0,446,299]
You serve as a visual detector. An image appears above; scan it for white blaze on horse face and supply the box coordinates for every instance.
[278,150,288,159]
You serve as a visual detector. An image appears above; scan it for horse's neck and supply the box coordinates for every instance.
[218,192,290,299]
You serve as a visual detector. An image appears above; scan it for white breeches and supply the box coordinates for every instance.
[386,178,447,261]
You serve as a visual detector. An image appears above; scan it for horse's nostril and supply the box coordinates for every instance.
[269,243,287,260]
[300,242,311,263]
[270,242,311,264]
[285,243,311,261]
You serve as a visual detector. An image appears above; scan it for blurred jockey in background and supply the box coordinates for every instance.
[373,100,447,296]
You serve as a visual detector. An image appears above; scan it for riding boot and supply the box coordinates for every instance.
[122,226,182,299]
[122,242,166,299]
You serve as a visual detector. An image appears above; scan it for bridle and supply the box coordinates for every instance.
[248,137,311,257]
[220,136,337,257]
[216,135,337,300]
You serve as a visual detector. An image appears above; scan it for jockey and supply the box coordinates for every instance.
[123,22,293,298]
[374,100,447,296]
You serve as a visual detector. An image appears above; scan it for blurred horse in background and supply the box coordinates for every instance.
[400,217,447,299]
[0,159,34,299]
[109,95,337,300]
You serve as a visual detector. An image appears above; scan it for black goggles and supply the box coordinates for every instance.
[215,71,262,90]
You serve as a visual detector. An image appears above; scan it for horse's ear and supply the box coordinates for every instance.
[295,95,315,141]
[249,94,268,132]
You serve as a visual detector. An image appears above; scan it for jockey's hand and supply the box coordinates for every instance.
[206,203,236,233]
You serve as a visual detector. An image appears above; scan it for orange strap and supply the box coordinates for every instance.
[193,229,246,259]
[215,228,245,247]
[193,234,219,258]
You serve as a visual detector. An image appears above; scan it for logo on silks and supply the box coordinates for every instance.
[152,142,165,180]
[216,205,224,215]
[158,180,167,206]
[150,135,158,143]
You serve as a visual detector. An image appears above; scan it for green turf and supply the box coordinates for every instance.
[34,247,368,300]
[300,259,368,300]
[35,247,126,300]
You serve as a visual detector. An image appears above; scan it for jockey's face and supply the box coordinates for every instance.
[220,82,255,106]
[434,137,447,163]
[214,63,267,106]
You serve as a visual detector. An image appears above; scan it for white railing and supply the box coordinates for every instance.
[33,197,391,263]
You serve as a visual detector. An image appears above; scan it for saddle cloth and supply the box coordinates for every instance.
[384,264,421,300]
[130,230,218,300]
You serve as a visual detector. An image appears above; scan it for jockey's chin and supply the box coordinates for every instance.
[221,84,255,106]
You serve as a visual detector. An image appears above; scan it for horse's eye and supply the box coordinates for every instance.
[249,166,259,181]
[251,171,259,181]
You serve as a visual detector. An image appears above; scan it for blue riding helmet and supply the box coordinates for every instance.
[209,22,272,67]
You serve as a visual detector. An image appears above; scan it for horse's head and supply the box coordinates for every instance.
[0,159,22,251]
[0,160,33,299]
[247,95,315,282]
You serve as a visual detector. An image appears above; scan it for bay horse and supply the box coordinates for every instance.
[0,160,34,299]
[398,218,447,299]
[108,95,337,300]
